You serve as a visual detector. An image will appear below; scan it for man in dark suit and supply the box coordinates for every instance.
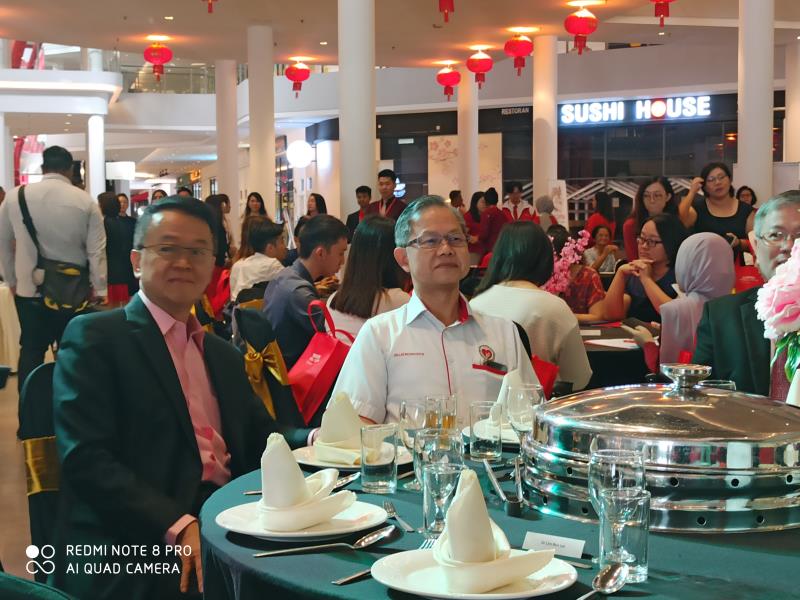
[52,196,308,599]
[345,185,372,242]
[693,191,800,397]
[365,168,406,221]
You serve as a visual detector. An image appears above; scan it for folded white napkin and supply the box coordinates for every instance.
[432,469,554,594]
[314,392,380,465]
[488,369,525,437]
[258,433,356,531]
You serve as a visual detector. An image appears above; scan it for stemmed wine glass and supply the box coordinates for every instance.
[588,448,646,562]
[399,400,429,490]
[506,384,545,459]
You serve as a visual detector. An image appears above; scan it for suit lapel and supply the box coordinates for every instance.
[740,288,770,395]
[125,296,197,450]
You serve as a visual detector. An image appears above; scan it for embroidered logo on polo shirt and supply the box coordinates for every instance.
[478,345,495,363]
[393,352,425,357]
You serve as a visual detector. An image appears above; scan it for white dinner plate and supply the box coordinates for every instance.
[215,500,387,542]
[293,443,413,471]
[462,422,521,446]
[371,549,577,599]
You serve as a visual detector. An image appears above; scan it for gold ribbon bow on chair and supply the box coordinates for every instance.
[23,436,60,496]
[245,341,289,420]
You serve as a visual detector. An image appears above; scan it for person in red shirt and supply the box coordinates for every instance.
[479,187,509,255]
[464,191,486,264]
[585,191,616,240]
[501,182,534,221]
[366,169,407,221]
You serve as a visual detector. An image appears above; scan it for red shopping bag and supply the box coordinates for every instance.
[288,300,355,425]
[531,355,559,399]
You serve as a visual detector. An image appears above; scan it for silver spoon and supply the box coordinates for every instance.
[253,524,396,558]
[575,562,629,600]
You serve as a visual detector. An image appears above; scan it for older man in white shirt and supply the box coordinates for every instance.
[332,195,538,425]
[0,146,106,390]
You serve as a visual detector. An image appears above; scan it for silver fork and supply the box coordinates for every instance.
[331,538,434,585]
[383,500,414,532]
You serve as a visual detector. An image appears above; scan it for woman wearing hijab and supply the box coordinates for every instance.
[622,232,735,371]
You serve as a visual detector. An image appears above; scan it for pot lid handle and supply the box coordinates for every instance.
[660,363,712,390]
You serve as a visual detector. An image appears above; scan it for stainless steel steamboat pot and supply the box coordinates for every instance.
[522,364,800,533]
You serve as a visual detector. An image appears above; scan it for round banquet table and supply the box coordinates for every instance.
[200,464,800,600]
[582,325,650,389]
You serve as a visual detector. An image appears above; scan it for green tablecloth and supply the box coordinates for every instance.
[200,467,800,600]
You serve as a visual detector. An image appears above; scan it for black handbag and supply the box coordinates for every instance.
[18,185,91,313]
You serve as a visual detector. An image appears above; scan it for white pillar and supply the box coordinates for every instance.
[0,113,12,191]
[457,66,479,198]
[86,115,105,199]
[338,0,376,217]
[532,35,558,201]
[737,0,774,201]
[215,59,241,242]
[0,39,11,69]
[247,25,276,219]
[81,48,103,72]
[785,42,800,163]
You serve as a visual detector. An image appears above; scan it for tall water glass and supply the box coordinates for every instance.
[399,400,428,490]
[506,384,545,455]
[360,424,398,494]
[469,401,503,460]
[599,488,650,583]
[413,428,464,484]
[422,463,463,538]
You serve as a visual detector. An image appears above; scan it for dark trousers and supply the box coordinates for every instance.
[14,296,74,392]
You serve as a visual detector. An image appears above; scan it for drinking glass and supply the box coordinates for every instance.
[697,380,737,391]
[506,384,545,455]
[441,394,459,429]
[599,488,650,582]
[413,428,464,485]
[360,424,398,494]
[423,397,443,428]
[399,401,429,490]
[469,401,503,460]
[422,463,463,538]
[587,448,645,562]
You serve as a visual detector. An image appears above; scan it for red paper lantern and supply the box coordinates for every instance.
[285,62,311,98]
[651,0,675,27]
[504,34,534,76]
[564,8,598,56]
[435,66,461,101]
[203,0,217,13]
[466,50,493,89]
[438,0,454,23]
[143,43,173,81]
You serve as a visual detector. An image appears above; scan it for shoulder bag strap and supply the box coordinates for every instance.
[17,185,42,256]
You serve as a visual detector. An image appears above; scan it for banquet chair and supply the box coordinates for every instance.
[234,307,304,427]
[17,362,59,583]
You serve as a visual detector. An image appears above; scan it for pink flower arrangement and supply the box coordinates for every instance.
[543,229,592,294]
[756,239,800,403]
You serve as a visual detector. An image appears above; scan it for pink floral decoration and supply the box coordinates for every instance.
[756,240,800,340]
[543,229,592,294]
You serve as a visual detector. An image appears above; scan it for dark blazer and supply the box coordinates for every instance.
[51,294,307,599]
[365,197,407,221]
[345,210,361,243]
[692,286,770,396]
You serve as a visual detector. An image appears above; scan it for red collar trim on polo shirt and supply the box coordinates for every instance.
[457,295,469,324]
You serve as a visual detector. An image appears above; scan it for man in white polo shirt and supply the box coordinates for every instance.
[332,195,538,425]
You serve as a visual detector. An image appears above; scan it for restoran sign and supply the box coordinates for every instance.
[559,95,712,126]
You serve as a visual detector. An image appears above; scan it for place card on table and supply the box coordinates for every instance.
[522,532,585,559]
[580,329,601,337]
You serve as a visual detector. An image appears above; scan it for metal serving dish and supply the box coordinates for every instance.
[521,364,800,533]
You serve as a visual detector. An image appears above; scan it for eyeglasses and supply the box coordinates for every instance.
[758,230,800,247]
[405,232,468,250]
[636,236,663,248]
[138,244,214,262]
[705,174,729,184]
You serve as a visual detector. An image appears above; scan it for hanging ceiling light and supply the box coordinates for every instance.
[438,0,455,23]
[466,49,493,89]
[504,34,534,76]
[203,0,217,13]
[564,8,598,56]
[651,0,676,27]
[285,60,311,98]
[143,42,173,81]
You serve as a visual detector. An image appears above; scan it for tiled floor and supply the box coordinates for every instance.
[0,375,33,578]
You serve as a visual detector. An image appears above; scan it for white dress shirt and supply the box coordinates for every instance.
[331,291,539,425]
[229,252,285,299]
[0,174,107,297]
[470,284,592,390]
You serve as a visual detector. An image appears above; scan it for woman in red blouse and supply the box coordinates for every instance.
[464,191,486,265]
[585,191,616,240]
[479,187,509,256]
[549,225,606,323]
